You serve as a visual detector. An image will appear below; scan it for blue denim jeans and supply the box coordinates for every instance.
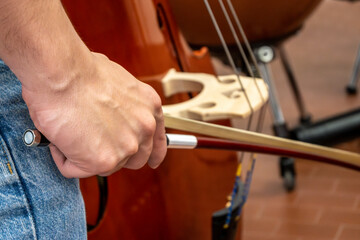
[0,60,87,239]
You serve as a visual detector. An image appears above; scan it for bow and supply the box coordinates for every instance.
[164,115,360,171]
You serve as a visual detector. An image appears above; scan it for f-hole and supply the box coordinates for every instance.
[156,4,184,72]
[156,4,194,98]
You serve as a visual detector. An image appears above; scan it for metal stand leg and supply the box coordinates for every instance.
[346,45,360,94]
[278,46,312,123]
[255,46,296,191]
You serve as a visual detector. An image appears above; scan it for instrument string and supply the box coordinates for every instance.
[204,0,269,229]
[220,0,268,134]
[237,155,256,217]
[225,0,269,133]
[202,6,249,221]
[203,0,254,132]
[226,0,263,80]
[224,0,267,132]
[218,0,254,79]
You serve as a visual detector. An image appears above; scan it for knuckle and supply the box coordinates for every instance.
[126,147,152,170]
[96,154,118,173]
[140,114,156,137]
[123,138,139,157]
[96,136,141,174]
[152,93,162,110]
[144,84,162,109]
[149,94,164,120]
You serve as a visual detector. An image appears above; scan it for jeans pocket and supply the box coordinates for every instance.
[0,133,37,240]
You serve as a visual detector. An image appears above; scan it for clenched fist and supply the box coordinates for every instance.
[23,53,167,178]
[0,0,168,178]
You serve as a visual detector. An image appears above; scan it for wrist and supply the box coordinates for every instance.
[38,47,94,92]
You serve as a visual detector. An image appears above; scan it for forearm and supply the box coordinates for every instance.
[0,0,92,93]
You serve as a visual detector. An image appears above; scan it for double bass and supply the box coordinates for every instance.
[169,0,323,46]
[60,1,359,239]
[61,0,240,239]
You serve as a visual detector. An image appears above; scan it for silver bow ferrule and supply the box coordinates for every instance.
[166,134,197,149]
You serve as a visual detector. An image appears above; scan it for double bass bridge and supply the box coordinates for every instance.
[161,68,269,121]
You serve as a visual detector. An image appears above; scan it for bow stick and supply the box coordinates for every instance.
[23,117,360,171]
[164,115,360,171]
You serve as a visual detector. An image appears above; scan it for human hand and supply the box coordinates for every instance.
[22,53,167,178]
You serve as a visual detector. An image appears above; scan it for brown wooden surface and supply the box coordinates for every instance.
[169,0,322,46]
[61,0,240,239]
[240,1,360,239]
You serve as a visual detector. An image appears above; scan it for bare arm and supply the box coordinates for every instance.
[0,0,91,90]
[0,0,167,178]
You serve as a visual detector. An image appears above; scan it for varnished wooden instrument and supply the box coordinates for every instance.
[169,0,323,46]
[60,1,358,240]
[61,0,242,239]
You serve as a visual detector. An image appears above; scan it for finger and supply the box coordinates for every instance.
[123,139,153,170]
[97,155,130,177]
[49,144,66,171]
[92,52,109,60]
[49,145,92,178]
[147,113,167,169]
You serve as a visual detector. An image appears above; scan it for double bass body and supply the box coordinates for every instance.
[61,0,324,239]
[169,0,322,47]
[61,0,238,239]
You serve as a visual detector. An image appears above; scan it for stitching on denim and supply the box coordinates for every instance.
[0,136,38,240]
[0,140,13,174]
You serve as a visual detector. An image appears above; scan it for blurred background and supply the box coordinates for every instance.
[171,0,360,239]
[236,1,360,239]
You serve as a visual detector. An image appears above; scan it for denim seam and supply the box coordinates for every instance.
[0,139,15,175]
[0,135,38,240]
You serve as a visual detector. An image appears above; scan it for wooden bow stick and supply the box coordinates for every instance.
[164,115,360,171]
